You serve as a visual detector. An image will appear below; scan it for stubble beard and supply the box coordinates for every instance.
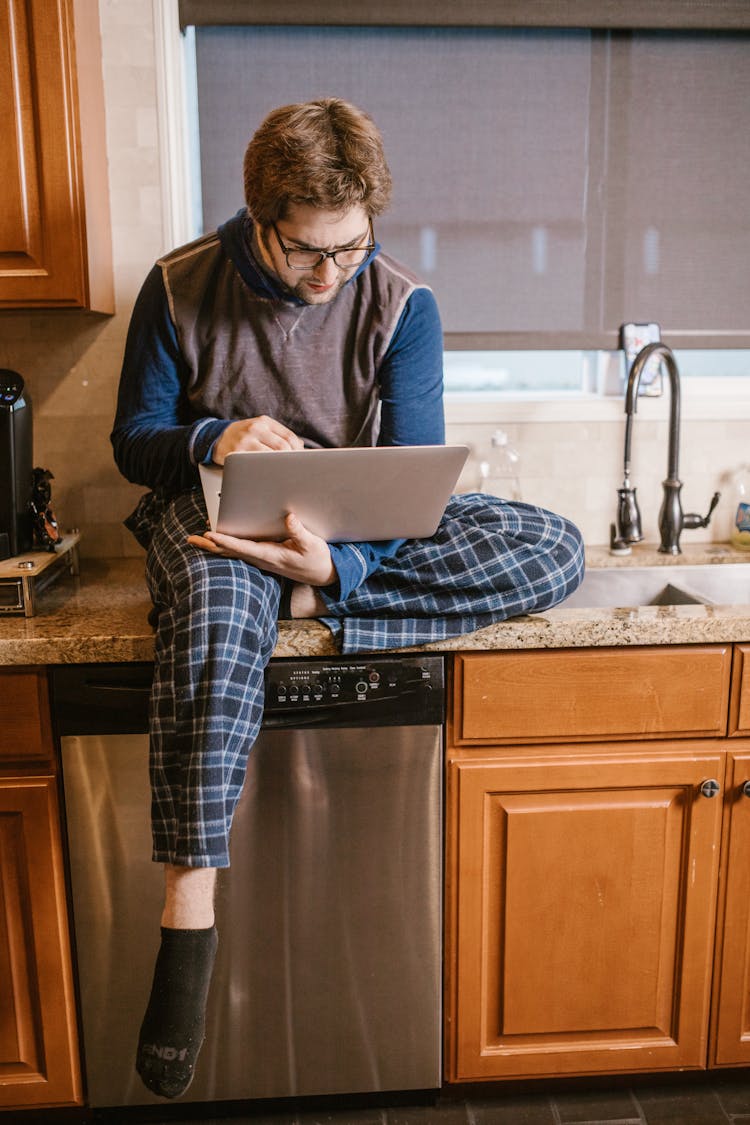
[293,272,350,305]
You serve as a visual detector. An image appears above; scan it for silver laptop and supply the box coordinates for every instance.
[198,445,469,542]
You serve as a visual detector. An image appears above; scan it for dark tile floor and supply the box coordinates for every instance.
[48,1073,748,1125]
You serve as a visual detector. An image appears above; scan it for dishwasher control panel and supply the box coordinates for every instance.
[51,656,446,738]
[263,655,444,727]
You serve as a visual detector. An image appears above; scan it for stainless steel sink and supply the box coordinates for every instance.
[563,563,750,609]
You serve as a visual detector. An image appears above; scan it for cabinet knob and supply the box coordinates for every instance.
[742,781,750,798]
[699,779,721,798]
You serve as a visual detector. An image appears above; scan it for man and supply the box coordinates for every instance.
[112,97,584,1099]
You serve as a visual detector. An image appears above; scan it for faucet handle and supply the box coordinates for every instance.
[683,491,721,530]
[617,485,644,543]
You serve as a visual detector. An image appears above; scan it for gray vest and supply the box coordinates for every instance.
[158,231,427,449]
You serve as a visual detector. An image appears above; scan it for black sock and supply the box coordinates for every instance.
[136,925,218,1099]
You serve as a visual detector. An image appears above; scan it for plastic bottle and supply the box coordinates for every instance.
[478,429,522,500]
[731,464,750,550]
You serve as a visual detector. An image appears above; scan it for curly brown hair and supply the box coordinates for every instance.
[243,98,393,226]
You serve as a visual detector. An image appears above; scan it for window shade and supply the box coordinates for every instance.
[191,24,750,348]
[179,2,750,31]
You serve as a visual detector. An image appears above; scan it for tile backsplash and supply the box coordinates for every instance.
[0,2,746,561]
[0,0,164,560]
[448,417,742,548]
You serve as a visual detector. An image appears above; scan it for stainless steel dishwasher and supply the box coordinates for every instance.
[52,655,444,1109]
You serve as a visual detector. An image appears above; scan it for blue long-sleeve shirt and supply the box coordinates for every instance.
[112,212,445,598]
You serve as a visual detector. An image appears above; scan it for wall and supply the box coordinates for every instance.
[449,412,744,547]
[0,1,747,559]
[0,0,164,560]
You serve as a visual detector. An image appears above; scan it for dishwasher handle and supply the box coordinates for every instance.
[51,663,154,735]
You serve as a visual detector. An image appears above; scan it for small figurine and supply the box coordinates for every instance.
[28,467,61,552]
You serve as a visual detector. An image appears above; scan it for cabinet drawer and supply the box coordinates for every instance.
[452,646,731,745]
[729,645,750,736]
[0,668,53,763]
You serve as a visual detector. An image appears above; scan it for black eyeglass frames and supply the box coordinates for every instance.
[272,220,375,271]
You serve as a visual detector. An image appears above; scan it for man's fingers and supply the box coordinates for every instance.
[186,533,225,554]
[214,416,304,461]
[265,418,305,449]
[187,517,334,585]
[283,512,306,539]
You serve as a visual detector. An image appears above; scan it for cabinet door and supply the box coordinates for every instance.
[447,747,724,1081]
[0,0,112,310]
[0,775,81,1107]
[711,751,750,1066]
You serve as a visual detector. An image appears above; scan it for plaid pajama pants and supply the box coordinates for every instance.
[137,488,584,866]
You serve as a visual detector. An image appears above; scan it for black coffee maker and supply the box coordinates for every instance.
[0,370,33,560]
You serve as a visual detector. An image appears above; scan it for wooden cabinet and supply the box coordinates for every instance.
[0,668,81,1109]
[446,645,748,1083]
[711,751,750,1067]
[453,646,732,744]
[0,0,113,311]
[729,644,750,736]
[447,746,724,1080]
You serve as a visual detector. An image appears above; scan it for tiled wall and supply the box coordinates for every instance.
[0,0,164,560]
[448,417,743,547]
[0,2,745,559]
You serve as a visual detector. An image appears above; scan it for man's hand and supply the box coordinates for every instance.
[213,416,304,464]
[187,512,336,587]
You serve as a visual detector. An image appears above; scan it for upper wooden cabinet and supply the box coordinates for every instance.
[0,0,114,311]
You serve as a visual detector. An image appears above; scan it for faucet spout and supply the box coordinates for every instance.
[623,341,719,555]
[626,342,681,484]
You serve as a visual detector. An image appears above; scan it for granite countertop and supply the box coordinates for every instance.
[582,541,750,569]
[2,545,750,666]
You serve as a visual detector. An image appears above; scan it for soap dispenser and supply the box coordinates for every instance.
[731,464,750,550]
[478,429,522,500]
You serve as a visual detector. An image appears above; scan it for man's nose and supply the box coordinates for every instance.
[312,256,338,283]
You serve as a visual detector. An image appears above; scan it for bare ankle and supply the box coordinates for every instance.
[161,864,217,929]
[289,583,327,618]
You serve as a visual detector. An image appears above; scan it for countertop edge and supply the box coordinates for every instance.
[3,554,750,665]
[5,606,750,666]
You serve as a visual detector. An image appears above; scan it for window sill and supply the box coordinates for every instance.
[445,384,750,425]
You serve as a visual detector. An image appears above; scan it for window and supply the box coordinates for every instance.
[183,21,750,352]
[442,349,750,397]
[166,9,750,403]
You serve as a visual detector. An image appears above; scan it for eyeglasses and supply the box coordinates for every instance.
[272,220,375,271]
